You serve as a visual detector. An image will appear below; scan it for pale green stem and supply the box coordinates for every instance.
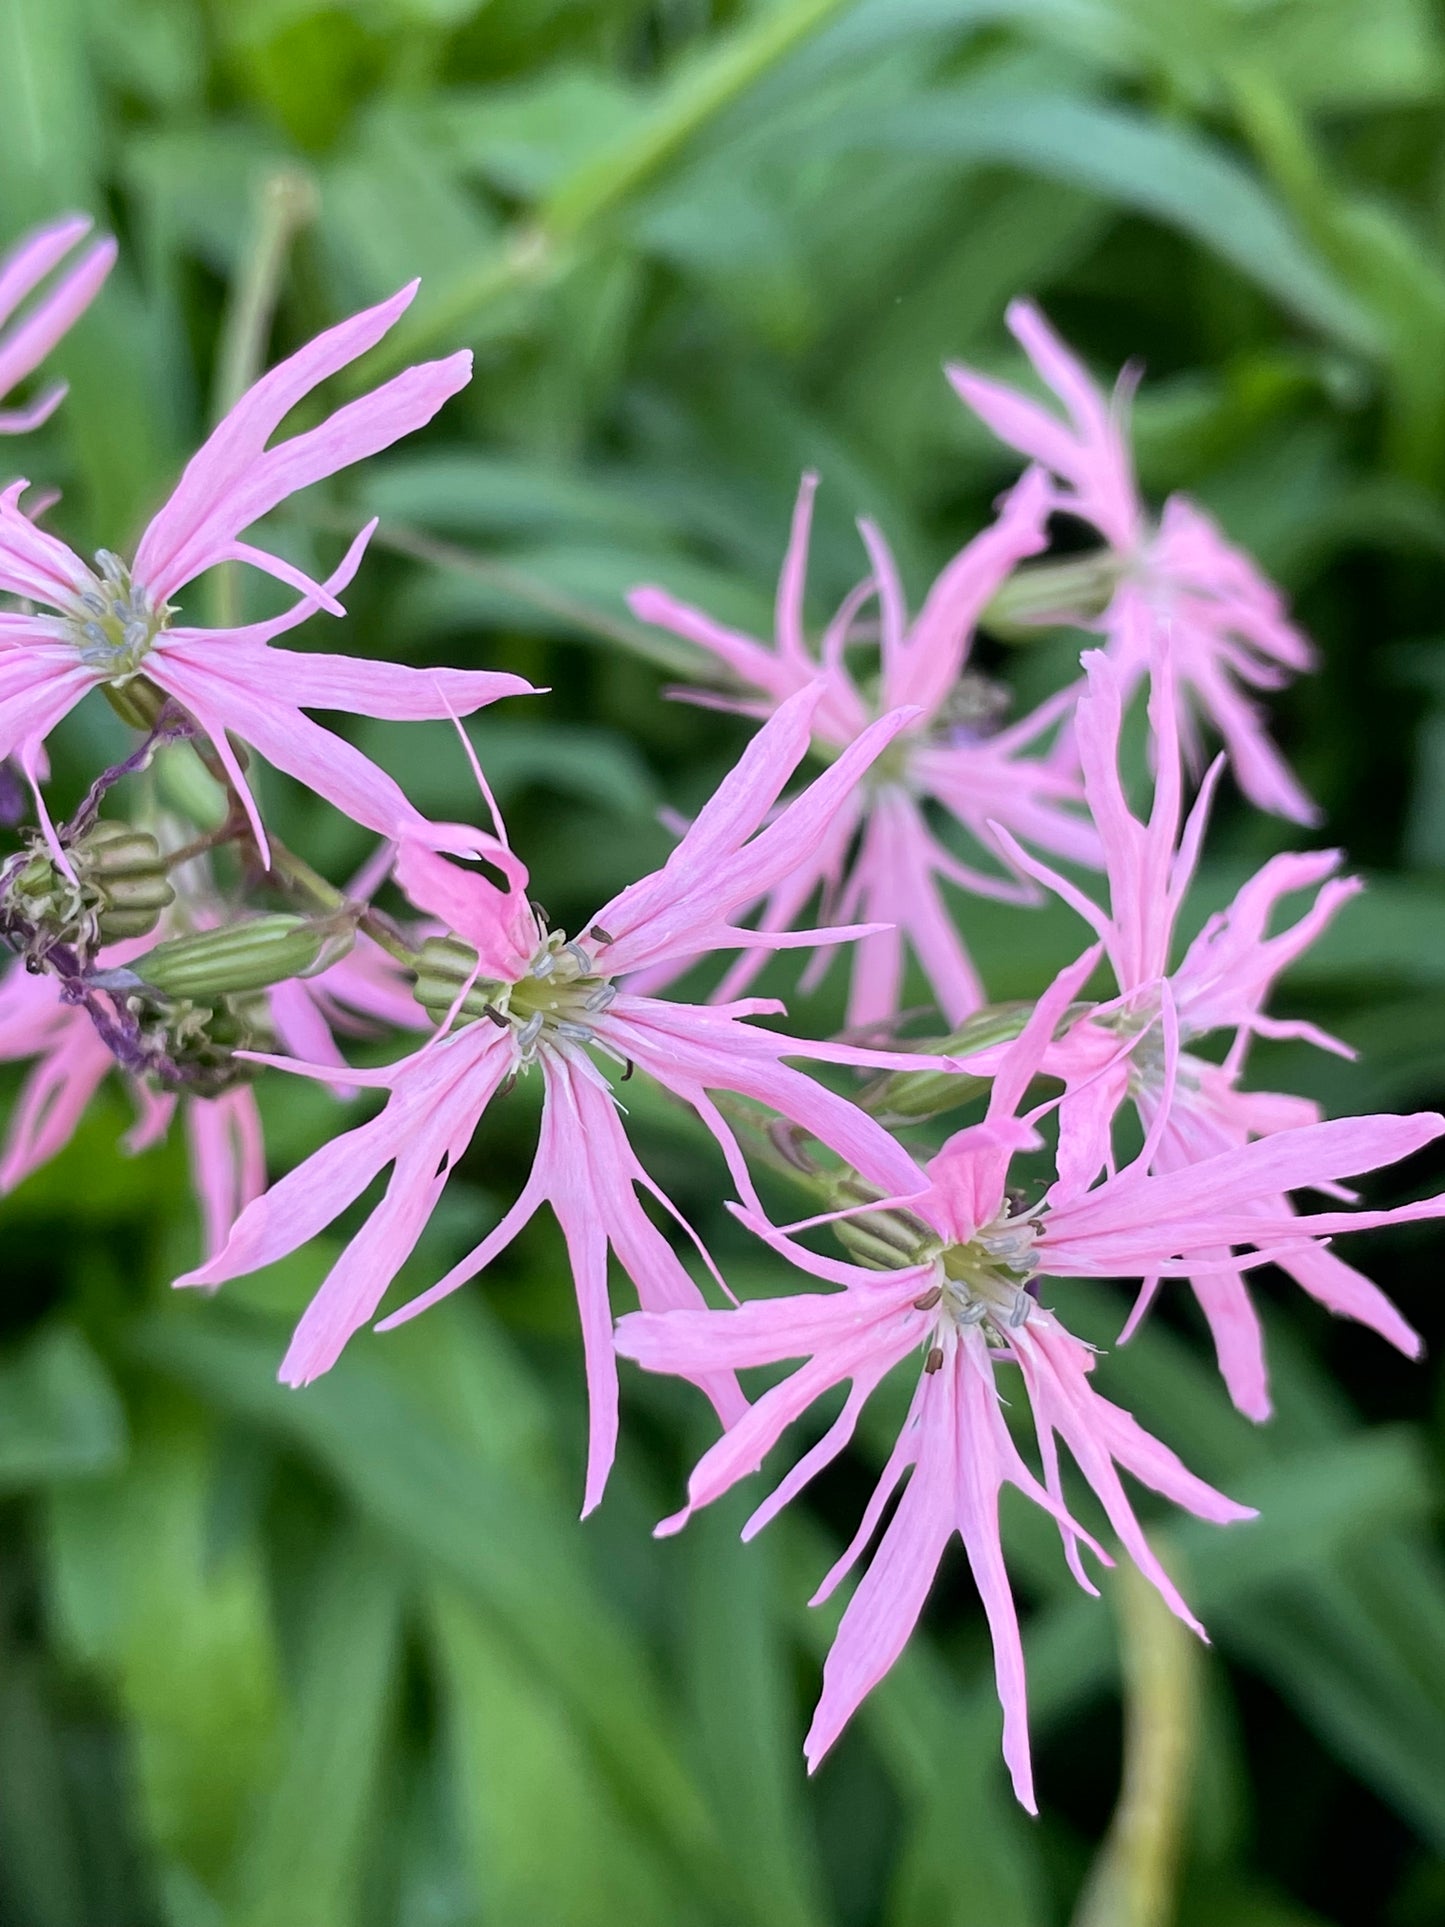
[207,167,319,630]
[368,0,857,373]
[300,505,707,675]
[1071,1561,1201,1927]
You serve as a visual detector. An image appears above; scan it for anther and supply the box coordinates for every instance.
[912,1284,943,1311]
[956,1300,988,1326]
[515,1011,544,1050]
[1007,1292,1032,1328]
[590,926,614,945]
[531,951,557,980]
[621,1058,635,1082]
[482,1002,509,1028]
[553,1020,593,1041]
[924,1346,944,1374]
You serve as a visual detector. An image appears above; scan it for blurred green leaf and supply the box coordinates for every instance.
[838,88,1380,351]
[0,1324,125,1489]
[227,1527,404,1927]
[46,1392,282,1888]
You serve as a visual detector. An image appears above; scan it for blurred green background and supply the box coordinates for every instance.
[3,1,1445,1923]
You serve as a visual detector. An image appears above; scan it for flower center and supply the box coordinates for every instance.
[499,929,615,1062]
[932,671,1013,746]
[66,551,169,679]
[832,1187,1040,1336]
[937,1206,1039,1331]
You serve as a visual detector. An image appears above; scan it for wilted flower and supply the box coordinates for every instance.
[629,468,1097,1027]
[617,951,1445,1803]
[0,931,420,1256]
[0,214,116,433]
[949,300,1318,823]
[174,686,962,1513]
[0,282,531,856]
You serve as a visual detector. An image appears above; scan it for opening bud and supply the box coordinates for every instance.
[135,914,354,999]
[2,820,175,949]
[412,935,506,1028]
[102,675,172,733]
[980,550,1122,639]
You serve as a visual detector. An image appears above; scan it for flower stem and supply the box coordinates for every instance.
[1071,1560,1200,1927]
[208,168,318,631]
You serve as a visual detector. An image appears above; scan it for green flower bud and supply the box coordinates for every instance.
[412,935,506,1028]
[102,675,171,733]
[857,1003,1043,1126]
[77,822,176,940]
[136,915,354,999]
[980,550,1122,640]
[2,820,175,948]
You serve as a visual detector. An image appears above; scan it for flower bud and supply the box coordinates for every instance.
[77,822,177,940]
[135,915,353,999]
[856,1001,1089,1125]
[980,550,1122,639]
[102,675,171,733]
[833,1205,934,1272]
[412,935,505,1027]
[1,820,175,948]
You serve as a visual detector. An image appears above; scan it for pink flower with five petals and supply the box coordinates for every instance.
[173,686,963,1514]
[988,645,1412,1418]
[0,282,531,856]
[949,300,1318,824]
[616,949,1445,1804]
[628,468,1098,1028]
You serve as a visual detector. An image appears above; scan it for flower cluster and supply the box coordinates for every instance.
[0,210,1438,1810]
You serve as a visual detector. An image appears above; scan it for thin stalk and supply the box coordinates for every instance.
[207,168,319,630]
[366,0,856,374]
[1071,1562,1201,1927]
[301,506,707,675]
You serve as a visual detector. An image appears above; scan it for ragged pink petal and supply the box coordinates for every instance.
[0,216,115,428]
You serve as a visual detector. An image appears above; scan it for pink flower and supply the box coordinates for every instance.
[628,468,1097,1028]
[616,952,1445,1804]
[991,646,1413,1418]
[948,301,1318,824]
[0,215,116,434]
[174,687,961,1514]
[0,931,420,1256]
[0,283,531,856]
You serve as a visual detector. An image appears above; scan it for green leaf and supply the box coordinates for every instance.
[45,1391,282,1888]
[227,1527,405,1927]
[680,1484,829,1927]
[430,1582,699,1927]
[139,1308,728,1889]
[0,1324,125,1489]
[837,89,1379,352]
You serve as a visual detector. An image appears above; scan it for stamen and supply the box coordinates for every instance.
[924,1346,945,1373]
[515,1012,544,1051]
[913,1284,943,1311]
